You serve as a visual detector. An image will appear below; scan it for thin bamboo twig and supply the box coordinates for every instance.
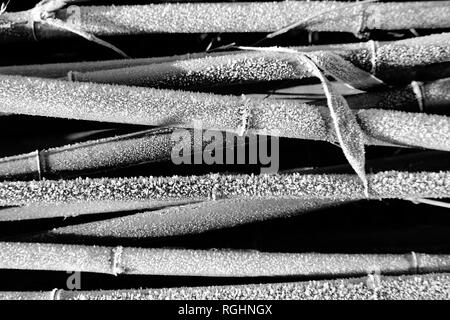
[407,198,450,209]
[0,42,366,78]
[0,75,448,151]
[0,171,448,206]
[0,242,449,277]
[42,16,129,58]
[26,198,341,239]
[67,33,450,88]
[0,2,449,40]
[3,273,448,300]
[284,151,450,175]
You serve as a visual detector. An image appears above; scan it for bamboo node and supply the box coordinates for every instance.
[33,150,44,180]
[365,269,382,300]
[209,174,223,201]
[67,70,75,81]
[410,81,424,112]
[368,40,378,75]
[410,251,419,273]
[50,288,61,300]
[355,3,370,39]
[238,94,252,136]
[110,246,124,275]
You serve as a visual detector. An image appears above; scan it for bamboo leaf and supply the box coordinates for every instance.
[236,47,369,195]
[302,53,369,195]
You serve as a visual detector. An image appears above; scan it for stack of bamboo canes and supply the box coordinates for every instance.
[0,0,449,300]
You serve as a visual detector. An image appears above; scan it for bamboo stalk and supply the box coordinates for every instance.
[25,198,341,239]
[0,79,448,182]
[0,126,253,181]
[1,2,449,41]
[2,273,448,300]
[0,75,448,151]
[4,151,446,223]
[0,127,237,181]
[0,127,175,180]
[5,152,446,232]
[68,34,450,88]
[0,242,449,277]
[0,52,223,78]
[299,79,450,116]
[0,171,448,206]
[0,42,365,78]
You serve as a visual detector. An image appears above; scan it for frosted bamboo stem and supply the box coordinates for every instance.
[285,151,450,175]
[0,52,221,78]
[68,34,450,88]
[0,171,448,206]
[0,242,449,277]
[0,127,229,181]
[0,75,448,151]
[1,2,449,41]
[3,273,448,300]
[0,42,363,78]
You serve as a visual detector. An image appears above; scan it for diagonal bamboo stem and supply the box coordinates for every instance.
[0,42,366,78]
[0,127,176,180]
[24,198,341,239]
[285,151,450,175]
